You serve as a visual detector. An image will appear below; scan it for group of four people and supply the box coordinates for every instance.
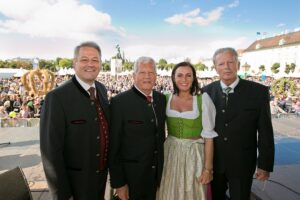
[40,41,274,200]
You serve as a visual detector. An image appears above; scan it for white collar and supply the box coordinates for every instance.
[75,75,96,93]
[220,77,239,93]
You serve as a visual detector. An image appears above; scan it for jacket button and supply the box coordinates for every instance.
[151,166,156,169]
[91,102,94,105]
[96,170,99,173]
[96,154,100,157]
[222,109,225,113]
[224,137,228,141]
[94,117,98,121]
[97,136,100,140]
[151,119,154,122]
[225,123,228,127]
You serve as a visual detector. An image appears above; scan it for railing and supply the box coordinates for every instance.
[271,113,299,119]
[0,118,40,127]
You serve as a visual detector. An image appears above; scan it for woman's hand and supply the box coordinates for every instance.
[198,168,213,184]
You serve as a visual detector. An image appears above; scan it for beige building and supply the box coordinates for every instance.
[240,30,300,74]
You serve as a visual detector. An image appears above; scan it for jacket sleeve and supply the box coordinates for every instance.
[257,87,275,172]
[108,97,126,188]
[40,92,72,199]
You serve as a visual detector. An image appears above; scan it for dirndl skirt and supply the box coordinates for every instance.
[156,136,207,200]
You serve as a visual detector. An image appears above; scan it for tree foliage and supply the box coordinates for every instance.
[271,63,280,74]
[58,58,73,69]
[123,60,134,71]
[39,59,56,71]
[271,78,297,96]
[194,62,208,71]
[102,60,111,71]
[259,65,265,72]
[158,58,168,70]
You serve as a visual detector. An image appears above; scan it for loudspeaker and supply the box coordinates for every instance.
[0,167,32,200]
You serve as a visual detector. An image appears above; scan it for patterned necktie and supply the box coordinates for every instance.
[88,87,96,100]
[223,87,232,106]
[223,87,232,95]
[146,95,152,103]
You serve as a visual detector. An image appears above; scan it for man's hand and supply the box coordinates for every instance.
[116,185,129,200]
[255,168,270,181]
[69,196,74,200]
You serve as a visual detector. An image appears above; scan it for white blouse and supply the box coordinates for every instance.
[166,93,218,138]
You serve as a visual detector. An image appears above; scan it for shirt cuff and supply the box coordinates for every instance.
[201,130,218,138]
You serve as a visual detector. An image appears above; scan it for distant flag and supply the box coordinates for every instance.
[256,32,261,35]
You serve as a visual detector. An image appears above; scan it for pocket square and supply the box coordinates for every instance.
[71,119,87,124]
[128,120,144,124]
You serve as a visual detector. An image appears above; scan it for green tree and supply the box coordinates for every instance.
[123,60,134,71]
[158,58,168,70]
[271,78,296,96]
[58,58,73,68]
[56,57,62,66]
[102,60,111,71]
[0,60,8,68]
[284,64,290,74]
[271,63,280,74]
[166,63,175,70]
[259,65,265,72]
[290,63,296,73]
[39,59,56,71]
[194,62,207,71]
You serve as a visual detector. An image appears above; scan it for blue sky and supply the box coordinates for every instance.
[0,0,299,63]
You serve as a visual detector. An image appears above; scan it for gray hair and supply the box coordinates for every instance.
[74,41,101,59]
[212,47,238,65]
[133,56,157,73]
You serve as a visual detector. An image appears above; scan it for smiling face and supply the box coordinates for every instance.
[133,61,157,95]
[174,66,193,93]
[73,46,101,85]
[214,50,240,86]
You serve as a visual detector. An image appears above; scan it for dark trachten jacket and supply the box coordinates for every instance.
[203,79,274,177]
[40,76,109,200]
[109,87,166,199]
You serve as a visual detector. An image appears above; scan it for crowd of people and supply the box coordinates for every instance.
[1,72,299,120]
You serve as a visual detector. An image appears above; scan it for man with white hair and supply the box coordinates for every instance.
[109,57,166,200]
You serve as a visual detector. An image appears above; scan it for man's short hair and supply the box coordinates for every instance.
[212,47,238,65]
[133,57,157,73]
[74,41,101,59]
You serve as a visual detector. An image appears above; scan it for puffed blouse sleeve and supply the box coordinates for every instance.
[201,92,218,138]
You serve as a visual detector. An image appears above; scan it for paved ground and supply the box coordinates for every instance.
[1,115,299,200]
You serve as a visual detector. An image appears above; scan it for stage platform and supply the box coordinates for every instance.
[1,116,299,199]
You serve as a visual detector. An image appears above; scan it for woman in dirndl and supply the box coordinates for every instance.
[157,62,217,200]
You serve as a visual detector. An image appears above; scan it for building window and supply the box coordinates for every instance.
[279,39,286,46]
[256,43,261,49]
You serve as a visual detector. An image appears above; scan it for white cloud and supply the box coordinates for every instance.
[122,36,250,64]
[228,0,239,8]
[0,0,124,40]
[165,7,224,26]
[209,37,249,50]
[277,23,286,27]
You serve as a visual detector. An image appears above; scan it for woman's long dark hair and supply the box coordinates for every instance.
[171,61,200,95]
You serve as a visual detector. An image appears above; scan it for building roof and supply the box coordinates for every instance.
[244,30,300,52]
